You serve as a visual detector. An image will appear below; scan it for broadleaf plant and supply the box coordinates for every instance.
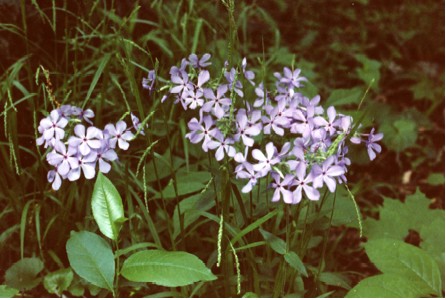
[91,173,126,240]
[121,250,217,287]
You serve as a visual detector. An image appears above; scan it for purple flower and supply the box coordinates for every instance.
[262,104,290,136]
[234,109,261,147]
[241,57,255,85]
[46,141,79,177]
[170,71,193,98]
[202,85,231,118]
[311,156,345,192]
[289,106,315,138]
[185,116,218,152]
[58,105,74,118]
[68,124,103,156]
[80,109,95,125]
[236,162,259,193]
[252,142,280,176]
[47,170,62,190]
[170,59,189,77]
[96,146,118,173]
[224,68,244,97]
[104,121,134,150]
[185,89,205,110]
[301,95,324,115]
[36,110,68,147]
[313,106,339,136]
[207,132,236,161]
[271,173,294,204]
[131,113,145,136]
[275,67,307,94]
[366,128,383,161]
[142,70,156,94]
[188,53,211,69]
[292,162,320,203]
[253,83,270,107]
[68,152,97,181]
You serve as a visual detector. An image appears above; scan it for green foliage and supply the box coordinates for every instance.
[381,117,418,152]
[4,257,43,290]
[43,268,73,296]
[66,231,115,292]
[355,54,381,91]
[364,188,444,240]
[0,285,19,298]
[353,189,445,297]
[0,0,443,297]
[326,88,363,107]
[426,173,445,186]
[346,274,429,298]
[348,239,442,297]
[121,250,217,287]
[91,173,126,240]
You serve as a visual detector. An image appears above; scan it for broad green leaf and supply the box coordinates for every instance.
[346,274,428,298]
[43,268,73,296]
[66,231,114,291]
[326,87,363,107]
[355,54,381,90]
[259,228,286,255]
[0,285,19,297]
[426,173,445,186]
[157,171,211,199]
[173,191,215,239]
[365,239,442,296]
[91,173,126,240]
[5,257,43,290]
[364,188,444,240]
[420,216,445,288]
[381,117,417,152]
[318,272,350,290]
[121,250,217,287]
[284,252,308,277]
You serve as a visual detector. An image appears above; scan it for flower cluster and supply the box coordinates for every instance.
[144,54,383,204]
[36,105,138,190]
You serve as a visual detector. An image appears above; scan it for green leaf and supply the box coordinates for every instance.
[66,231,114,291]
[43,268,73,296]
[365,239,442,296]
[346,274,428,298]
[318,272,350,290]
[426,173,445,186]
[157,171,211,199]
[5,257,43,290]
[91,173,126,240]
[172,191,215,239]
[284,252,308,277]
[259,228,286,255]
[242,292,259,298]
[420,216,445,288]
[121,250,217,287]
[381,117,417,152]
[0,285,19,298]
[355,54,381,90]
[326,87,363,107]
[364,188,444,240]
